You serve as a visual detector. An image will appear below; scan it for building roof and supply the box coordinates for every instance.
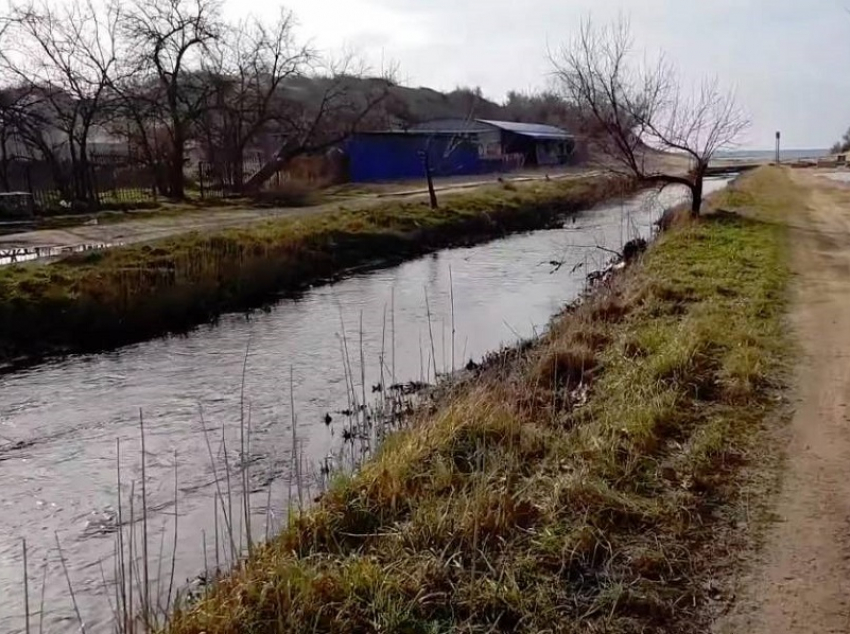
[407,119,495,134]
[355,130,461,137]
[407,118,573,140]
[477,120,573,140]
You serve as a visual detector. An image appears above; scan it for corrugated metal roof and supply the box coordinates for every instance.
[408,119,494,134]
[476,120,573,140]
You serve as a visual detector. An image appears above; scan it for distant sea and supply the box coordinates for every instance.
[715,148,830,162]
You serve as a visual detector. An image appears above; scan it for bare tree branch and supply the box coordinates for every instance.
[552,16,749,214]
[1,0,122,203]
[195,10,312,191]
[115,0,221,198]
[242,53,396,193]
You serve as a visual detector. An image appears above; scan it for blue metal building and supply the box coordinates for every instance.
[347,119,574,183]
[346,132,485,182]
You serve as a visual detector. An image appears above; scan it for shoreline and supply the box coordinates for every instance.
[0,176,634,371]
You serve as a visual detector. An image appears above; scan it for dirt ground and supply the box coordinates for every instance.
[0,168,599,251]
[718,169,850,633]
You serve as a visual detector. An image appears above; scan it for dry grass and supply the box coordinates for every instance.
[253,180,319,207]
[0,176,632,365]
[166,167,795,633]
[534,343,597,389]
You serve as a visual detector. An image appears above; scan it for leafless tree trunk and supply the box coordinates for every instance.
[242,57,395,193]
[2,0,121,207]
[197,10,312,193]
[117,0,220,199]
[552,18,749,215]
[419,107,479,209]
[421,147,438,209]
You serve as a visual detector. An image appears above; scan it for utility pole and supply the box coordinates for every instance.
[775,131,781,165]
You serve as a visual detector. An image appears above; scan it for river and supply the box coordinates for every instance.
[0,179,729,633]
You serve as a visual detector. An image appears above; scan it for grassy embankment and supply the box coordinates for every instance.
[0,177,629,365]
[168,167,795,633]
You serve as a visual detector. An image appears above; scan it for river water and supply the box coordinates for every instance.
[0,180,728,633]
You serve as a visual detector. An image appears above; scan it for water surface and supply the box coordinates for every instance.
[0,180,728,632]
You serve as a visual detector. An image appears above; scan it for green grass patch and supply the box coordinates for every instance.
[166,167,796,633]
[0,177,630,365]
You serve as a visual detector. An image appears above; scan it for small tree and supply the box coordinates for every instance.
[420,108,480,210]
[553,18,749,215]
[118,0,221,199]
[108,76,172,195]
[197,10,312,192]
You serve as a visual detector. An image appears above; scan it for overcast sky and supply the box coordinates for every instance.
[225,0,850,150]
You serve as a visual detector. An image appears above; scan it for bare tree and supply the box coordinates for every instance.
[552,18,749,214]
[117,0,221,199]
[3,0,121,204]
[420,106,481,209]
[242,56,395,193]
[0,24,22,189]
[107,76,171,195]
[197,10,312,192]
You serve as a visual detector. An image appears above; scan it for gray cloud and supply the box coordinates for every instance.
[235,0,850,149]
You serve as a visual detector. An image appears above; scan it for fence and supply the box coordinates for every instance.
[197,155,264,199]
[0,157,159,214]
[0,153,304,216]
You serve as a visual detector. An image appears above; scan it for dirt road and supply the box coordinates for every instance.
[0,169,599,252]
[720,169,850,633]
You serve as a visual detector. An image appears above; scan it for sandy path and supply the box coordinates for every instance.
[720,170,850,633]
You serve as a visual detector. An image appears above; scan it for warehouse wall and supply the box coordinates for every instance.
[347,134,483,182]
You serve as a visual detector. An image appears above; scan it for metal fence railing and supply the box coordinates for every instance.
[0,158,159,215]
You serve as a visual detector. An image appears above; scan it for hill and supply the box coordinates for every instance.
[287,75,584,132]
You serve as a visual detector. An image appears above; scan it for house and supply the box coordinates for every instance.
[347,119,574,182]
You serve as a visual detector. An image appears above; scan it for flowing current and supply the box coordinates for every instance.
[0,180,729,633]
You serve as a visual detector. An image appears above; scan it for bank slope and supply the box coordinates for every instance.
[167,167,792,634]
[0,177,628,367]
